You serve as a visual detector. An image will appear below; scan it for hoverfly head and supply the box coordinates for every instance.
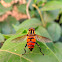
[28,28,35,35]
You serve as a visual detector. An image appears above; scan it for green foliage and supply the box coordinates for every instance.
[0,33,4,42]
[13,18,41,31]
[35,26,52,40]
[47,23,61,41]
[17,4,26,14]
[1,16,20,34]
[0,18,62,62]
[0,0,62,62]
[41,1,62,11]
[59,16,62,24]
[0,27,61,62]
[0,3,12,15]
[54,42,62,62]
[43,10,59,22]
[4,0,12,3]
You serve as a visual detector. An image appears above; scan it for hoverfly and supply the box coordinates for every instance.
[12,28,52,55]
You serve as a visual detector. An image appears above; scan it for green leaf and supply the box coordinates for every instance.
[0,33,4,42]
[59,16,62,24]
[4,0,12,3]
[1,16,20,34]
[3,34,13,39]
[41,1,62,11]
[13,18,42,31]
[59,25,62,37]
[47,0,62,1]
[0,23,2,33]
[30,10,35,17]
[0,3,12,15]
[36,0,46,3]
[34,0,37,3]
[53,42,62,62]
[47,23,61,41]
[29,0,34,10]
[3,29,28,39]
[0,26,61,62]
[16,28,28,34]
[43,10,59,22]
[17,4,26,14]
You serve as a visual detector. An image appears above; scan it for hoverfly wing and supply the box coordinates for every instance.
[35,35,52,43]
[11,35,27,43]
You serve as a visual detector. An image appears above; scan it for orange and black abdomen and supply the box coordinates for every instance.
[27,36,36,51]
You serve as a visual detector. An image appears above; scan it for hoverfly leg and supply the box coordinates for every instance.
[22,44,27,55]
[36,42,44,55]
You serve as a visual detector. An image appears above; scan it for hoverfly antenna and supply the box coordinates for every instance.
[29,28,35,30]
[33,28,35,30]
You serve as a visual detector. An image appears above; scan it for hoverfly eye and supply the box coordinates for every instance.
[33,30,34,34]
[31,29,32,34]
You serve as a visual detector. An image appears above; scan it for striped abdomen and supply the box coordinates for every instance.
[27,36,36,51]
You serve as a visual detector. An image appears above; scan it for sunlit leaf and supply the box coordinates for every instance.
[0,27,61,62]
[54,42,62,62]
[13,18,42,31]
[41,1,62,11]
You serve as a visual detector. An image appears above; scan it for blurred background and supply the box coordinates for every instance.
[0,0,62,62]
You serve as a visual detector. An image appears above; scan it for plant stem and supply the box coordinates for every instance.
[32,4,46,27]
[26,0,31,19]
